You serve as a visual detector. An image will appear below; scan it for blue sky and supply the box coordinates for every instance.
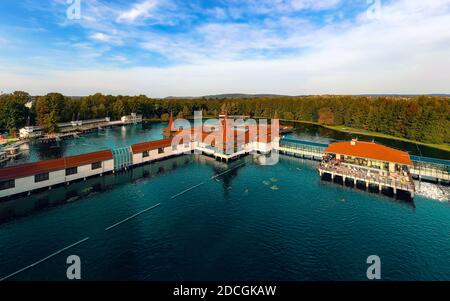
[0,0,449,96]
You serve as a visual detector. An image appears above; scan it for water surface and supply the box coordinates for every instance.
[0,155,449,281]
[9,121,450,167]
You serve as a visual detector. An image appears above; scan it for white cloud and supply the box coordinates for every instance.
[107,55,131,64]
[291,0,341,10]
[90,32,113,42]
[89,30,125,45]
[2,0,450,96]
[239,0,342,14]
[140,18,319,63]
[117,0,159,23]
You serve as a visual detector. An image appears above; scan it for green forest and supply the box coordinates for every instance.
[0,91,449,145]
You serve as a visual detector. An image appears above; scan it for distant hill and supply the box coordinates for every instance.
[164,93,450,100]
[29,93,449,99]
[165,93,289,99]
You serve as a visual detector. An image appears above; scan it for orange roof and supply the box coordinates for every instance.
[163,113,175,135]
[325,141,412,165]
[0,150,113,181]
[142,118,280,152]
[131,138,173,154]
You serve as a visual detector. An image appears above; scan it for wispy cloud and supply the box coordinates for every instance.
[245,0,342,13]
[90,32,113,42]
[204,0,342,19]
[107,55,131,64]
[1,0,450,96]
[89,31,124,45]
[117,0,159,23]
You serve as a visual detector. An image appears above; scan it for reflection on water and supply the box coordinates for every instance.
[0,156,184,223]
[2,151,439,224]
[282,154,417,209]
[7,122,167,166]
[1,155,450,281]
[6,121,449,168]
[0,154,250,223]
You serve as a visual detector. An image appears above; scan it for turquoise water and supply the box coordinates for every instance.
[1,122,449,281]
[12,123,167,164]
[0,155,449,281]
[10,121,450,167]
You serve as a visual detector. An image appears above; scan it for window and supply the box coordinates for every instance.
[65,167,78,176]
[35,172,49,183]
[0,179,15,191]
[91,162,102,170]
[158,148,164,154]
[143,151,149,158]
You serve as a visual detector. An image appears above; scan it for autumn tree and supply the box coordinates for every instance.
[318,107,335,125]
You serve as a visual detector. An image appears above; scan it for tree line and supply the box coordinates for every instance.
[0,91,448,144]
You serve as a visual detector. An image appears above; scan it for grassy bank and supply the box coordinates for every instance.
[281,119,450,153]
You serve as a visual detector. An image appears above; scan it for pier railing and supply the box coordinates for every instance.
[318,161,415,192]
[278,138,327,158]
[280,137,449,183]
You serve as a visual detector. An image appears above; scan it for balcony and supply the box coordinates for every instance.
[319,160,415,192]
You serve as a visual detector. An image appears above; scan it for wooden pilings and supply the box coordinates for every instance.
[319,169,414,200]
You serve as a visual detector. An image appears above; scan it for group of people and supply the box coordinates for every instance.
[320,159,414,190]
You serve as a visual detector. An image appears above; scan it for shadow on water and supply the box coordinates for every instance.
[195,153,251,198]
[0,156,188,224]
[0,154,252,224]
[319,174,416,210]
[0,148,422,224]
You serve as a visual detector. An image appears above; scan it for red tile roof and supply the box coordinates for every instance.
[137,119,280,153]
[0,150,113,181]
[163,113,175,136]
[65,150,113,168]
[325,141,413,165]
[131,138,173,154]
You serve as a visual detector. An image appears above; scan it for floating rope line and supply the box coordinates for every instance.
[0,237,90,281]
[105,203,161,231]
[171,183,205,199]
[210,162,247,180]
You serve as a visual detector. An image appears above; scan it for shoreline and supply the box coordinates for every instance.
[279,119,450,153]
[144,118,450,154]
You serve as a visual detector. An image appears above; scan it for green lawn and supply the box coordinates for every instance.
[279,119,450,153]
[325,125,450,152]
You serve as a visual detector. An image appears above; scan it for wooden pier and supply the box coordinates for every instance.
[277,138,450,185]
[38,132,80,143]
[318,160,415,198]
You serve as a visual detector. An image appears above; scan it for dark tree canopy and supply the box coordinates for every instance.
[1,91,448,145]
